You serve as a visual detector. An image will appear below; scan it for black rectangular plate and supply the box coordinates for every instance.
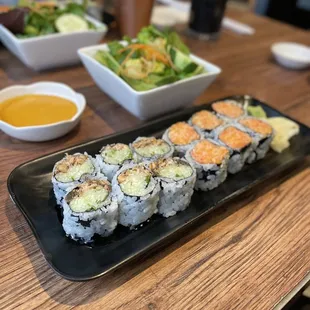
[7,95,310,281]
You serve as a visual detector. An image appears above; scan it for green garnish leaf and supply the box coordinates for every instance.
[247,106,267,118]
[166,32,190,55]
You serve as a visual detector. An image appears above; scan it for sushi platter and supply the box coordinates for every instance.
[7,95,310,281]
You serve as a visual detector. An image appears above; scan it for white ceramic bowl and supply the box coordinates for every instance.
[78,43,221,120]
[271,42,310,70]
[0,82,86,142]
[0,16,107,71]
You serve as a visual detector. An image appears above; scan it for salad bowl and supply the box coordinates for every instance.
[78,43,221,120]
[0,15,107,71]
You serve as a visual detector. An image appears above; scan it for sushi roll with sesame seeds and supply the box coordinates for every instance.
[162,122,202,157]
[238,117,274,163]
[211,100,246,121]
[189,110,224,138]
[52,153,103,205]
[214,124,255,174]
[130,137,174,163]
[112,163,160,228]
[149,157,196,218]
[62,179,118,243]
[96,143,133,181]
[185,139,229,191]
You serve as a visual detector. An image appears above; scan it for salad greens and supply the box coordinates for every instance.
[94,26,206,92]
[14,0,99,38]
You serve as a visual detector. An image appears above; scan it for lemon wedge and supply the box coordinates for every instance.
[55,14,89,33]
[266,117,300,153]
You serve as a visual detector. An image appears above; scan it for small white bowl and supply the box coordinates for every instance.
[271,42,310,70]
[78,43,221,120]
[0,15,107,71]
[0,82,86,142]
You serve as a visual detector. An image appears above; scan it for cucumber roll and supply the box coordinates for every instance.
[185,139,229,191]
[112,163,160,228]
[211,100,246,121]
[130,137,174,163]
[149,157,196,218]
[162,122,201,157]
[214,124,255,174]
[52,153,103,205]
[62,179,118,243]
[189,110,224,138]
[96,143,133,181]
[238,117,274,163]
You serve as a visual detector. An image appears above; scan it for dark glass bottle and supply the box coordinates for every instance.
[189,0,228,40]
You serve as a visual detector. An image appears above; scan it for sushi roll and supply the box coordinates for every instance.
[130,137,174,163]
[189,110,224,138]
[52,153,102,205]
[62,179,118,243]
[162,122,201,157]
[214,124,254,174]
[149,157,196,218]
[185,139,229,191]
[238,117,274,163]
[112,163,160,228]
[96,143,133,181]
[211,100,246,121]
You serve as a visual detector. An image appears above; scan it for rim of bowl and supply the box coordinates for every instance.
[271,42,310,63]
[0,82,86,131]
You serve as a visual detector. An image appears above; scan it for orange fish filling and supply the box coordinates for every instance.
[191,140,229,165]
[239,118,272,136]
[168,122,200,145]
[212,101,244,119]
[219,126,252,150]
[191,110,223,130]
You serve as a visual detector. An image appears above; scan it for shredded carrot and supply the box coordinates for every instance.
[119,44,170,66]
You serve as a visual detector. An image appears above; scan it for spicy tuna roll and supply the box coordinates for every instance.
[162,122,201,157]
[96,143,133,181]
[211,100,246,121]
[239,117,274,163]
[185,139,229,191]
[149,157,196,217]
[130,137,174,163]
[62,179,118,243]
[189,110,224,138]
[214,125,254,174]
[112,163,160,228]
[52,153,102,205]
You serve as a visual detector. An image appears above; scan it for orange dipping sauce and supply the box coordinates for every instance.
[0,94,77,127]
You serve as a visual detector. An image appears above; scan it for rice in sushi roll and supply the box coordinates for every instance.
[52,153,102,205]
[130,137,174,163]
[162,122,201,157]
[112,163,160,228]
[239,117,274,163]
[211,100,246,121]
[214,125,254,174]
[62,179,118,243]
[189,110,224,138]
[96,143,133,181]
[149,157,196,217]
[185,139,229,190]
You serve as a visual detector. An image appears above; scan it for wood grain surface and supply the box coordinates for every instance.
[1,7,310,310]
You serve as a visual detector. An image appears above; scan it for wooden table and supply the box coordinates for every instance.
[1,8,310,310]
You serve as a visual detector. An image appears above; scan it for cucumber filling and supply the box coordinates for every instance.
[101,144,132,165]
[55,155,94,183]
[118,166,153,196]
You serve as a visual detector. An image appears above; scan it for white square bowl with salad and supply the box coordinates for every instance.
[0,2,107,71]
[78,26,221,120]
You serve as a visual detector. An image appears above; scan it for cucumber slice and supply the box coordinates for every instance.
[55,14,88,33]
